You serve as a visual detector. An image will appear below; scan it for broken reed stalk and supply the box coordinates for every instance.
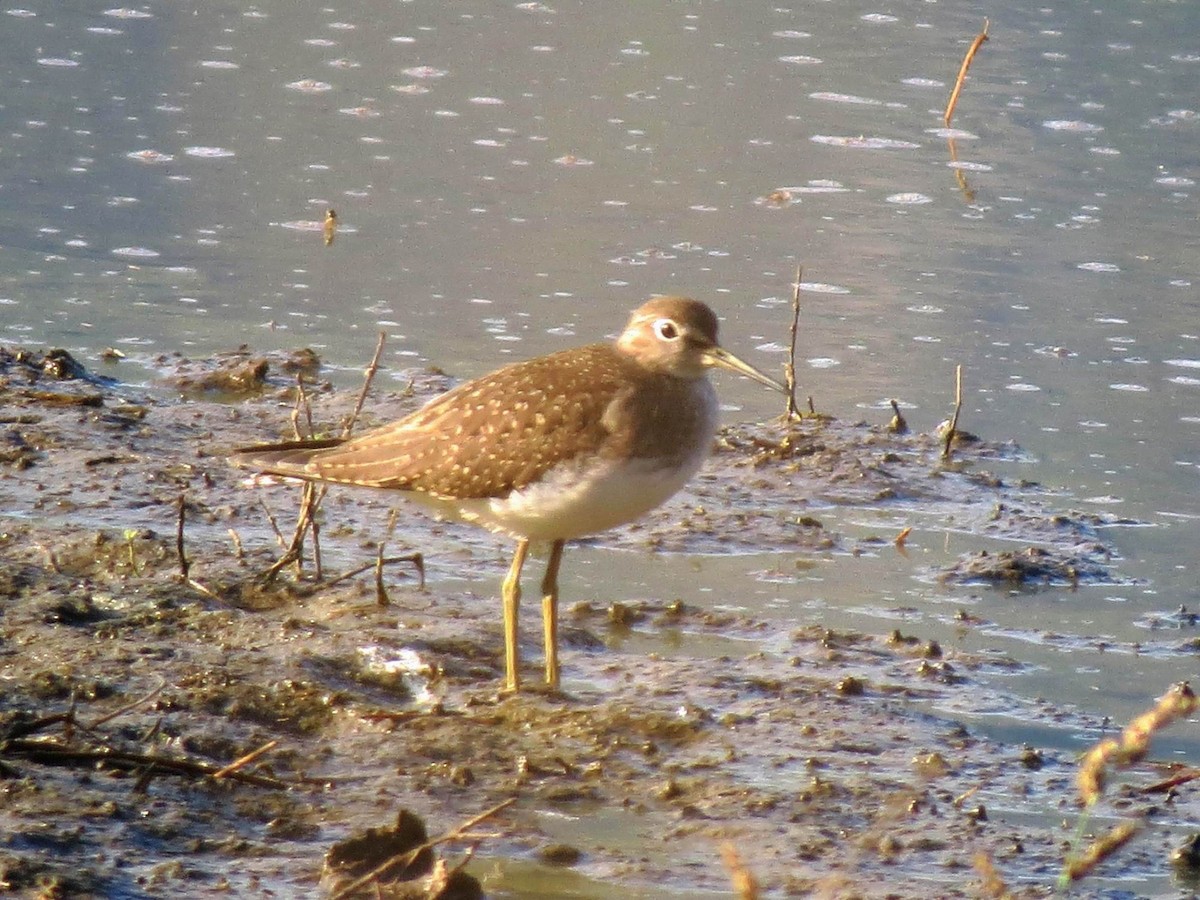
[784,265,803,421]
[175,493,218,598]
[720,843,760,900]
[375,508,401,606]
[1076,682,1198,806]
[213,739,280,780]
[972,851,1011,898]
[228,528,246,562]
[943,19,989,127]
[85,679,167,730]
[291,372,314,441]
[941,364,963,460]
[328,797,516,900]
[321,555,426,591]
[258,497,287,550]
[1063,682,1198,886]
[175,493,189,580]
[344,329,388,439]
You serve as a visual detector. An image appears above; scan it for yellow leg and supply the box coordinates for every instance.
[501,540,529,693]
[541,539,565,689]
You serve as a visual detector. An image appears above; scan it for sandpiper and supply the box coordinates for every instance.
[231,296,786,692]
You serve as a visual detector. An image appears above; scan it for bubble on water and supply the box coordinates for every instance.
[811,135,920,150]
[902,77,945,88]
[779,55,823,65]
[1007,383,1041,392]
[801,282,851,294]
[1170,53,1200,63]
[886,192,933,205]
[1094,317,1128,324]
[1109,383,1149,392]
[328,58,360,69]
[126,149,174,163]
[87,26,123,35]
[1156,175,1195,187]
[1077,261,1120,273]
[469,96,504,105]
[907,304,944,314]
[104,7,153,18]
[339,106,379,118]
[304,38,336,47]
[391,35,416,44]
[809,92,881,105]
[1169,376,1200,387]
[861,13,899,23]
[287,79,332,93]
[402,66,447,79]
[38,57,79,67]
[1043,120,1103,132]
[554,155,593,166]
[1165,358,1200,369]
[773,30,811,38]
[785,180,848,194]
[948,160,992,172]
[6,8,36,17]
[808,357,841,369]
[112,246,160,259]
[392,84,430,95]
[1090,147,1121,156]
[927,127,978,139]
[199,60,239,69]
[184,146,235,158]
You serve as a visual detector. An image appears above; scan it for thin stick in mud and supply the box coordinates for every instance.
[328,797,516,900]
[213,739,280,780]
[176,493,189,581]
[941,364,963,460]
[943,19,990,127]
[344,329,388,439]
[784,265,803,421]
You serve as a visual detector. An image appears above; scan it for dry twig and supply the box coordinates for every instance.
[343,330,388,439]
[213,739,280,780]
[85,679,167,731]
[328,797,516,900]
[784,265,803,421]
[943,19,990,126]
[941,364,963,460]
[720,842,760,900]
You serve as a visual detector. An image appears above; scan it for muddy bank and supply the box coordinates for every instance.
[0,347,1192,898]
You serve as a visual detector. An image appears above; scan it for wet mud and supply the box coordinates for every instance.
[0,347,1192,898]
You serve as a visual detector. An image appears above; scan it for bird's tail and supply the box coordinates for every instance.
[228,438,345,480]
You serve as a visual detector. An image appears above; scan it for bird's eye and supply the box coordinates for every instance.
[654,318,679,341]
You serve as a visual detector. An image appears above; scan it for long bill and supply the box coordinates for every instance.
[704,346,790,394]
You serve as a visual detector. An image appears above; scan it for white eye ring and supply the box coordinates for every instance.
[653,318,680,341]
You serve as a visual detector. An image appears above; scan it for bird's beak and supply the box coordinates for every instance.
[704,346,789,394]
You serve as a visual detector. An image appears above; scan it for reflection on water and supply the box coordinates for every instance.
[3,0,1199,889]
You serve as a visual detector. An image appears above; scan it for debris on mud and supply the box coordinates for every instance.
[0,344,1186,898]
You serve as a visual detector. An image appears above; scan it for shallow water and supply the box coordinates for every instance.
[3,0,1199,894]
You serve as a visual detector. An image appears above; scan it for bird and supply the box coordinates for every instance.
[230,296,787,693]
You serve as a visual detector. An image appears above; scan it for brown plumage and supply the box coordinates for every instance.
[231,296,786,692]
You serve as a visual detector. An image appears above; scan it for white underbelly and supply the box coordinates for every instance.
[452,446,710,541]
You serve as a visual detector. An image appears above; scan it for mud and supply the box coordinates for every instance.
[0,346,1192,898]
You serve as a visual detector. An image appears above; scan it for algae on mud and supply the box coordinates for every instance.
[0,346,1192,898]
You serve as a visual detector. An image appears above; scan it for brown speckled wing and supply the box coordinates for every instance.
[234,344,633,500]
